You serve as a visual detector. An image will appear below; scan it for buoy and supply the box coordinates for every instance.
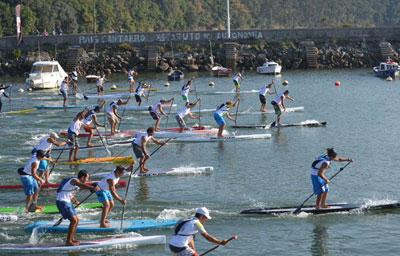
[110,84,117,90]
[282,80,289,86]
[164,82,170,87]
[209,81,215,87]
[28,88,33,92]
[335,81,341,87]
[18,88,24,93]
[386,76,393,81]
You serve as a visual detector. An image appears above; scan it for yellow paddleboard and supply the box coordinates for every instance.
[3,108,37,115]
[60,156,134,165]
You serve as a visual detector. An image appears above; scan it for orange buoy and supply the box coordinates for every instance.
[335,81,341,87]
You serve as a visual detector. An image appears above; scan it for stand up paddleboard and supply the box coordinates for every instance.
[0,234,166,252]
[173,134,272,143]
[59,156,134,165]
[1,108,37,115]
[199,106,304,114]
[240,201,400,215]
[0,214,18,222]
[0,202,102,215]
[92,166,213,178]
[232,120,327,129]
[0,180,126,190]
[59,130,134,138]
[26,219,177,233]
[34,105,87,110]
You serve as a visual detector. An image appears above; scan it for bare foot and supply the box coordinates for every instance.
[66,241,80,246]
[140,168,149,174]
[105,219,110,223]
[87,143,94,147]
[321,205,330,209]
[100,223,111,228]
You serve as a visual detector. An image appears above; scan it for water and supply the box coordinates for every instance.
[1,69,400,255]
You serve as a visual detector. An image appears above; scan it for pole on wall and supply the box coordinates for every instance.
[227,0,231,39]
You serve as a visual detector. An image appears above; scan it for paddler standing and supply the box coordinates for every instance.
[148,98,174,131]
[132,127,165,173]
[232,71,244,94]
[128,68,138,92]
[96,74,106,95]
[181,80,192,103]
[270,90,294,127]
[169,207,229,256]
[134,82,149,106]
[18,150,52,212]
[60,76,69,107]
[311,148,353,209]
[96,165,132,228]
[32,132,67,183]
[67,110,87,162]
[82,105,105,147]
[0,87,10,113]
[106,99,129,135]
[56,170,97,246]
[175,100,200,133]
[259,82,274,112]
[213,100,238,137]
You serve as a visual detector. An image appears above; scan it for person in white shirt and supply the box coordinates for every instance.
[96,165,133,228]
[232,72,244,93]
[270,90,294,126]
[106,99,129,135]
[259,82,274,112]
[0,88,10,113]
[175,101,200,133]
[213,100,238,137]
[169,207,228,256]
[60,76,69,107]
[148,98,174,131]
[96,74,106,95]
[56,170,97,246]
[67,110,88,161]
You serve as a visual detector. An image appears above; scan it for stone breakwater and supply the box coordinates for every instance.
[0,41,397,77]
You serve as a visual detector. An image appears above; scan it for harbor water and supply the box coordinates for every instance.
[1,69,400,255]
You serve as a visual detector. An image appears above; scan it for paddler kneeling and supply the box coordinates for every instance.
[169,207,228,256]
[56,170,98,246]
[311,148,352,209]
[96,165,133,228]
[131,127,166,174]
[213,100,238,138]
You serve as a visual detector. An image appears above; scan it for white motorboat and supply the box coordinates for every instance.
[25,61,68,89]
[256,61,282,75]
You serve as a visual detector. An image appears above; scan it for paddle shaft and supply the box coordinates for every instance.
[165,98,174,128]
[293,161,352,214]
[119,138,173,230]
[48,145,67,176]
[234,98,240,127]
[199,236,237,256]
[94,123,111,156]
[194,81,201,127]
[117,96,132,130]
[146,83,151,102]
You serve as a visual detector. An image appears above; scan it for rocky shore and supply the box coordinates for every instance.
[0,41,397,77]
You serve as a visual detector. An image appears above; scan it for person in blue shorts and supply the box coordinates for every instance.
[310,148,353,209]
[56,170,97,246]
[96,165,133,228]
[213,100,238,137]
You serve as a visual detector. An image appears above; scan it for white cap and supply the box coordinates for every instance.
[196,207,212,219]
[49,132,59,139]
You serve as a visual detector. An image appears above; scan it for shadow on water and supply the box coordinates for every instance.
[311,220,330,256]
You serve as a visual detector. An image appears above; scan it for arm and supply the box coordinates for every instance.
[141,137,149,156]
[201,232,227,245]
[151,137,165,146]
[31,163,44,184]
[226,113,236,121]
[108,179,125,205]
[3,92,9,98]
[318,163,330,184]
[286,95,294,101]
[333,156,353,162]
[188,113,199,119]
[159,105,167,116]
[70,178,96,191]
[92,115,104,127]
[113,107,122,119]
[48,137,67,147]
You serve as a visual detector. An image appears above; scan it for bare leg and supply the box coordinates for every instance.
[73,147,79,161]
[217,124,225,137]
[87,128,94,147]
[68,149,74,162]
[66,216,80,246]
[316,195,322,209]
[320,192,329,208]
[100,201,111,228]
[154,119,161,131]
[25,195,33,212]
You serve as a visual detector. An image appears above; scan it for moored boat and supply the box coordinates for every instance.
[25,61,68,90]
[256,61,282,75]
[211,66,232,77]
[373,60,400,78]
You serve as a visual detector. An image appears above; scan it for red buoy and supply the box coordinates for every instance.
[335,81,341,87]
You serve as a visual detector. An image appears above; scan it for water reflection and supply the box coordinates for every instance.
[135,176,149,202]
[311,221,329,256]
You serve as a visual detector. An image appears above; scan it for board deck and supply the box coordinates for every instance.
[173,133,272,143]
[1,108,37,115]
[0,234,166,252]
[232,121,327,129]
[240,201,400,215]
[0,202,102,215]
[26,219,177,233]
[59,156,134,165]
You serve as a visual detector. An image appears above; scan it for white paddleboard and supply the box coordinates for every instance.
[0,234,165,252]
[199,106,304,114]
[173,133,272,143]
[202,89,258,95]
[84,92,135,100]
[0,214,18,222]
[134,166,214,177]
[120,104,177,111]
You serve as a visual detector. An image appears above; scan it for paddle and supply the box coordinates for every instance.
[119,138,173,230]
[192,79,202,127]
[94,123,111,156]
[146,83,151,103]
[199,235,238,256]
[48,144,67,176]
[117,97,132,131]
[234,97,240,127]
[272,79,277,94]
[292,161,352,215]
[165,97,175,128]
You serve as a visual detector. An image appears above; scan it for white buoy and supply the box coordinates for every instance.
[110,84,117,90]
[28,88,33,92]
[386,76,393,81]
[209,81,215,87]
[18,88,24,93]
[164,82,170,87]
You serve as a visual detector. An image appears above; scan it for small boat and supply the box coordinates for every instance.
[86,74,99,83]
[256,61,282,75]
[26,219,177,233]
[211,66,232,77]
[173,133,272,143]
[373,60,400,78]
[0,202,102,215]
[232,120,327,129]
[0,234,166,252]
[240,201,400,215]
[0,214,18,222]
[167,70,184,81]
[25,61,68,89]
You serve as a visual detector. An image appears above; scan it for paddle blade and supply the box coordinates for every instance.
[83,95,89,100]
[75,93,84,100]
